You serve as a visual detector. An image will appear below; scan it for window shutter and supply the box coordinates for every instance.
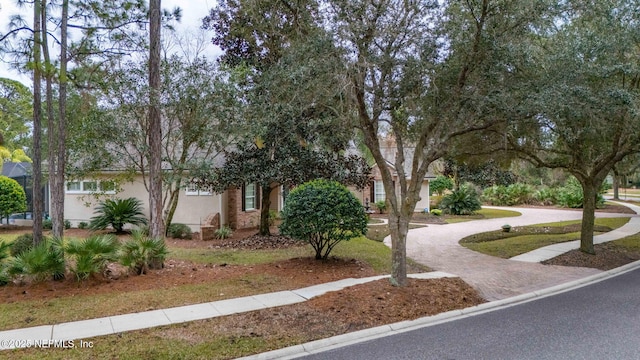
[241,184,246,212]
[256,184,261,210]
[369,180,374,203]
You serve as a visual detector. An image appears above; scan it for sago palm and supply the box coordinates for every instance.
[89,198,148,233]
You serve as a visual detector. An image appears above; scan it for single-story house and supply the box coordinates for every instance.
[350,139,436,213]
[63,172,284,233]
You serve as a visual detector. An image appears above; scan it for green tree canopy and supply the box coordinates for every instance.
[506,0,640,254]
[0,176,27,223]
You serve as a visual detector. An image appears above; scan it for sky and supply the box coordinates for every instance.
[0,0,219,85]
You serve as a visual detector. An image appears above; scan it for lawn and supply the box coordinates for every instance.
[460,217,631,258]
[0,235,428,332]
[444,208,522,224]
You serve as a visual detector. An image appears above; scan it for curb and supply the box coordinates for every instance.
[238,259,640,360]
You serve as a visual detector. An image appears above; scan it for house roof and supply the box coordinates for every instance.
[2,162,31,179]
[377,146,437,180]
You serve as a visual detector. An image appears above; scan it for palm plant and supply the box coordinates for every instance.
[89,197,148,233]
[65,235,120,280]
[8,237,65,282]
[439,184,482,215]
[119,229,167,275]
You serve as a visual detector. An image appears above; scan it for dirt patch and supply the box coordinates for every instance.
[6,209,636,355]
[0,227,485,352]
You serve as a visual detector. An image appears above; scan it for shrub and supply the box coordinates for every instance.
[482,185,509,206]
[10,233,34,257]
[0,176,27,224]
[119,230,168,275]
[430,175,454,196]
[65,235,119,281]
[89,197,148,233]
[43,219,75,230]
[280,179,368,260]
[533,187,558,206]
[430,209,442,216]
[439,184,482,215]
[215,226,233,239]
[167,223,192,239]
[0,264,8,286]
[482,183,534,206]
[8,237,65,282]
[375,200,387,214]
[0,241,11,286]
[78,222,89,230]
[505,183,534,205]
[268,210,279,226]
[556,177,604,209]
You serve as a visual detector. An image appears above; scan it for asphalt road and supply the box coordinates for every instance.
[299,267,640,360]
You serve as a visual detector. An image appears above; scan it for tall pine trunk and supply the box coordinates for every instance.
[148,0,164,241]
[32,0,44,245]
[41,3,64,238]
[53,0,69,238]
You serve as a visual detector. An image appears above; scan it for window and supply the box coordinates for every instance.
[243,183,257,211]
[374,180,386,203]
[65,180,116,194]
[99,181,116,192]
[66,181,81,192]
[83,181,98,192]
[185,183,211,196]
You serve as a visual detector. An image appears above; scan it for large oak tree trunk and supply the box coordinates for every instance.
[388,211,410,286]
[259,185,272,236]
[612,169,620,200]
[579,181,599,255]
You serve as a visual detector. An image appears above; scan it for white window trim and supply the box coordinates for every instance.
[244,183,257,211]
[374,180,386,203]
[66,180,116,195]
[186,184,211,196]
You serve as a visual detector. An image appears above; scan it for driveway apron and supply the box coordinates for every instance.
[389,207,632,301]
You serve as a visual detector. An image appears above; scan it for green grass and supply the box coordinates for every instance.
[608,233,640,250]
[169,246,311,266]
[368,218,385,224]
[461,217,630,258]
[607,188,640,195]
[444,208,522,224]
[3,238,428,360]
[6,323,309,360]
[0,237,401,331]
[529,217,629,229]
[365,224,426,242]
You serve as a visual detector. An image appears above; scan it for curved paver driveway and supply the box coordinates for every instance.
[386,207,636,301]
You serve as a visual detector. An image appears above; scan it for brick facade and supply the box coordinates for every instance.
[227,187,260,230]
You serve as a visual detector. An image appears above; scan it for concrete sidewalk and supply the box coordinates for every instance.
[0,272,456,350]
[3,202,640,355]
